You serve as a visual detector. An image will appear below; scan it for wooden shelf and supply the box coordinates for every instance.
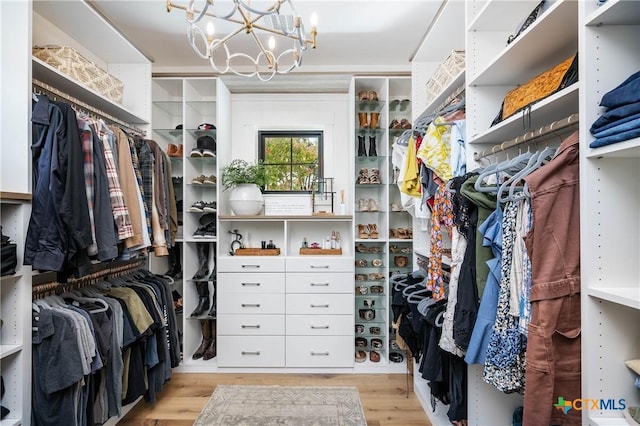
[0,192,31,202]
[219,215,353,221]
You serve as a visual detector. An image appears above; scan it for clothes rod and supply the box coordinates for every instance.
[32,78,146,137]
[473,113,579,161]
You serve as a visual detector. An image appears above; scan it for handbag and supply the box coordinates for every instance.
[1,227,17,276]
[507,1,547,45]
[492,53,578,125]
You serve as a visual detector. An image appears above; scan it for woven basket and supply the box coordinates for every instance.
[33,45,124,104]
[425,50,465,104]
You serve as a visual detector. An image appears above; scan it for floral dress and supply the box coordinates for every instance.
[426,183,454,302]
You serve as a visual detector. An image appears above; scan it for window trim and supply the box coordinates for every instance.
[258,130,324,194]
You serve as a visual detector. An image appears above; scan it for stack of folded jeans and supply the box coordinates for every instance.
[590,70,640,148]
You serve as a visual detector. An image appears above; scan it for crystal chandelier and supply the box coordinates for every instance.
[166,0,318,81]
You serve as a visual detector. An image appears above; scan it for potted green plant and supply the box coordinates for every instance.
[221,159,267,215]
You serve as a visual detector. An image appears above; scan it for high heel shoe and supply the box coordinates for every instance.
[368,224,379,239]
[358,90,369,102]
[368,91,379,102]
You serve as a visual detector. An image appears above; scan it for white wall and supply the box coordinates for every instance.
[229,93,352,211]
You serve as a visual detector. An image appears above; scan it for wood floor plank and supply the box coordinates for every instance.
[118,373,431,425]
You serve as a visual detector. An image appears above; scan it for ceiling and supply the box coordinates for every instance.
[90,0,447,92]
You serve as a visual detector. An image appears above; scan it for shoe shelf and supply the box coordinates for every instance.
[153,128,183,141]
[152,100,183,117]
[356,100,385,113]
[355,128,385,137]
[186,128,217,139]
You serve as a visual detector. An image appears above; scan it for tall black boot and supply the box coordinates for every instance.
[368,135,377,157]
[203,320,217,360]
[192,319,212,359]
[206,244,217,318]
[190,281,210,317]
[192,243,210,280]
[172,243,182,279]
[357,135,367,157]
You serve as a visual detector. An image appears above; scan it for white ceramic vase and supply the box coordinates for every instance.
[229,183,264,216]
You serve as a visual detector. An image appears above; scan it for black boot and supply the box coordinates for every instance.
[203,320,217,360]
[368,136,377,157]
[165,244,182,279]
[357,135,367,157]
[190,281,210,317]
[206,280,217,318]
[192,319,212,359]
[192,243,210,280]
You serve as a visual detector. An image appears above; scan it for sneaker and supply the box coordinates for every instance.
[203,175,217,185]
[191,175,206,185]
[190,147,203,157]
[193,227,207,239]
[202,148,216,158]
[188,201,204,213]
[203,202,217,213]
[204,228,216,239]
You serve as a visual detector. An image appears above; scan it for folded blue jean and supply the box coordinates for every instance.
[591,117,640,138]
[590,101,640,133]
[600,69,640,109]
[590,127,640,148]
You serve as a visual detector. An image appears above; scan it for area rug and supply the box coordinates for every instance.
[193,385,367,426]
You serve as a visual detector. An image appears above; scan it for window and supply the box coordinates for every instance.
[258,130,323,193]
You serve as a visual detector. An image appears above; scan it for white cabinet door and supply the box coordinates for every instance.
[217,314,285,336]
[218,293,285,314]
[217,256,285,272]
[217,336,285,367]
[286,257,353,272]
[286,314,353,336]
[218,272,285,294]
[286,294,354,315]
[286,336,354,368]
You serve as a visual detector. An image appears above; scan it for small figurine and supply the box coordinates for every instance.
[229,229,243,255]
[266,239,276,249]
[302,237,308,248]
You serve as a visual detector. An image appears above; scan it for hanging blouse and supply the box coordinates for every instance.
[417,116,452,181]
[426,183,454,301]
[400,135,421,198]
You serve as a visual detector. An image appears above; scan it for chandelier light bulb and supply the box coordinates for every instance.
[310,12,318,28]
[268,36,276,51]
[206,21,214,38]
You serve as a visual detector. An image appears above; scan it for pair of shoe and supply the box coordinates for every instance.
[192,175,216,185]
[390,228,413,239]
[357,198,378,212]
[357,224,379,239]
[390,203,404,212]
[190,135,216,157]
[357,135,377,157]
[389,99,411,111]
[356,243,382,254]
[167,143,183,157]
[188,201,217,213]
[192,319,217,360]
[357,90,379,102]
[193,213,216,239]
[389,245,411,254]
[358,112,380,129]
[389,118,411,129]
[356,168,381,184]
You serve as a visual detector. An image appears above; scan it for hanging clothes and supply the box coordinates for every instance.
[426,183,454,302]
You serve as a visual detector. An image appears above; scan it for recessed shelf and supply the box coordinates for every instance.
[588,288,640,310]
[153,128,183,141]
[585,137,640,159]
[586,0,640,26]
[0,345,22,359]
[152,101,182,116]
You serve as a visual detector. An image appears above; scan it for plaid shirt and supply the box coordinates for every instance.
[91,119,134,241]
[129,136,152,238]
[135,138,155,241]
[77,117,98,256]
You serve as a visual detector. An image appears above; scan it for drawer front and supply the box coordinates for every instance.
[286,314,353,336]
[286,336,353,368]
[286,294,354,315]
[286,257,354,273]
[218,272,285,294]
[218,314,285,336]
[217,336,285,367]
[218,293,285,315]
[286,272,353,294]
[217,256,285,273]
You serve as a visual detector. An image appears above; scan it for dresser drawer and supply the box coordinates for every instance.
[217,256,285,272]
[218,314,285,336]
[218,272,285,294]
[218,293,285,314]
[217,336,285,367]
[286,272,353,294]
[286,294,354,315]
[286,257,354,273]
[286,336,353,368]
[286,314,353,336]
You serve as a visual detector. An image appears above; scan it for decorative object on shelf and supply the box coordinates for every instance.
[33,45,125,103]
[235,248,281,256]
[228,229,243,255]
[222,159,267,215]
[166,0,318,82]
[311,177,335,215]
[507,1,547,45]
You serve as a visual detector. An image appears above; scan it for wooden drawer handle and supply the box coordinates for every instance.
[241,282,261,286]
[241,324,261,329]
[241,264,261,268]
[311,351,330,356]
[241,351,261,355]
[310,265,329,269]
[241,303,261,308]
[310,304,329,308]
[310,325,329,329]
[310,282,329,286]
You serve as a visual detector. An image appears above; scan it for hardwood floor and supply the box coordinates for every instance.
[118,373,431,425]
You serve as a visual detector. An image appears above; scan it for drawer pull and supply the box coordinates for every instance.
[241,264,261,268]
[311,351,330,356]
[241,324,261,329]
[310,304,329,308]
[310,265,330,269]
[310,282,329,286]
[241,282,261,286]
[310,325,330,329]
[241,303,261,308]
[241,351,261,355]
